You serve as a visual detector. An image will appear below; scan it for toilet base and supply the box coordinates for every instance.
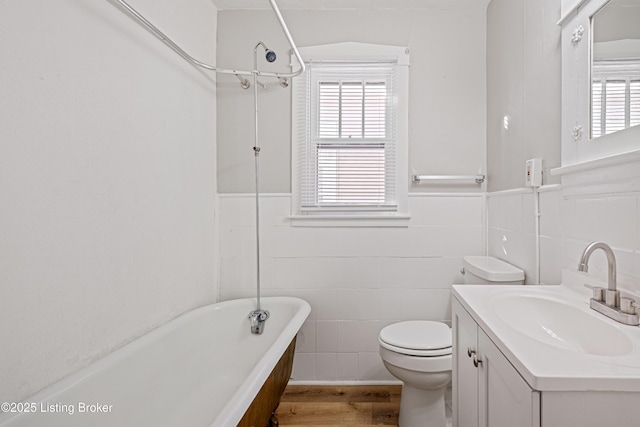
[398,383,447,427]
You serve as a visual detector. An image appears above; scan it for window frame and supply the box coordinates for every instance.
[291,42,410,226]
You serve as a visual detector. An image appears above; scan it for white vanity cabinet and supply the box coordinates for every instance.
[452,297,478,427]
[452,282,640,427]
[452,298,540,427]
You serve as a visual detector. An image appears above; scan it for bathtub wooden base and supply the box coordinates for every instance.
[239,337,297,427]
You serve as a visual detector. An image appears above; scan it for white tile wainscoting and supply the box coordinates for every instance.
[487,187,565,285]
[218,153,640,383]
[216,193,485,381]
[488,153,640,292]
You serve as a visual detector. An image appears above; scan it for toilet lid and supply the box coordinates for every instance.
[379,321,451,351]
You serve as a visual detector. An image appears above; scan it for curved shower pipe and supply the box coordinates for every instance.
[112,0,304,332]
[111,0,306,79]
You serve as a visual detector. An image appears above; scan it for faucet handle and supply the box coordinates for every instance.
[584,284,605,302]
[620,298,639,315]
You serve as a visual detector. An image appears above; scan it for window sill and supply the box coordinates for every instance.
[288,214,411,227]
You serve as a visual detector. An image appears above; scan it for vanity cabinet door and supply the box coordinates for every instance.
[477,330,540,427]
[452,298,479,427]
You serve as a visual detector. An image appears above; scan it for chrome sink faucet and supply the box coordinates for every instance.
[578,241,618,306]
[578,242,639,326]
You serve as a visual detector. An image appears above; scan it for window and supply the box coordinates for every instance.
[314,67,394,208]
[292,43,409,220]
[591,59,640,138]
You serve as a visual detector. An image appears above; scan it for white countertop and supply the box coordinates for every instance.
[452,270,640,392]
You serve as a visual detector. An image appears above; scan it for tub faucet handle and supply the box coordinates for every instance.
[248,309,270,335]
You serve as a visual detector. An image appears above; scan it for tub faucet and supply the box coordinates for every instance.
[578,241,639,326]
[248,309,270,335]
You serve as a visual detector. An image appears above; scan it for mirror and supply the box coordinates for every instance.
[590,0,640,139]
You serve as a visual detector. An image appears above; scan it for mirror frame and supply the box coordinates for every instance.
[559,0,640,167]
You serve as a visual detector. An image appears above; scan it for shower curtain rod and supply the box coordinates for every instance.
[112,0,306,79]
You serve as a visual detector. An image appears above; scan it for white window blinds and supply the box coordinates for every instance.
[591,59,640,138]
[295,63,397,213]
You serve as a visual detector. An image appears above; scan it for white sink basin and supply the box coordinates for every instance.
[453,273,640,392]
[493,294,633,357]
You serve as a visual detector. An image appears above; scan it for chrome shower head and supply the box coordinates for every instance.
[265,49,277,63]
[255,42,277,64]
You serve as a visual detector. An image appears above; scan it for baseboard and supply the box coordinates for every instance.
[287,380,402,386]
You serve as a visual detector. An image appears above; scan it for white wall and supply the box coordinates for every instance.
[484,0,560,281]
[486,0,562,191]
[215,6,488,381]
[0,0,217,402]
[486,0,640,294]
[218,193,484,380]
[487,187,563,285]
[216,8,487,193]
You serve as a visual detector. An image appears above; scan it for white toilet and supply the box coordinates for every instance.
[378,256,524,427]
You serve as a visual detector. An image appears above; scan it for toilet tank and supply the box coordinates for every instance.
[462,256,524,285]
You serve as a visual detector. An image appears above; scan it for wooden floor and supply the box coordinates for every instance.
[275,385,402,427]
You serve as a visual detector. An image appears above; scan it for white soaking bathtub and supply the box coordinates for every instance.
[0,297,310,427]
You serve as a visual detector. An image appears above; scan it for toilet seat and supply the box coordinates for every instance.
[379,321,452,357]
